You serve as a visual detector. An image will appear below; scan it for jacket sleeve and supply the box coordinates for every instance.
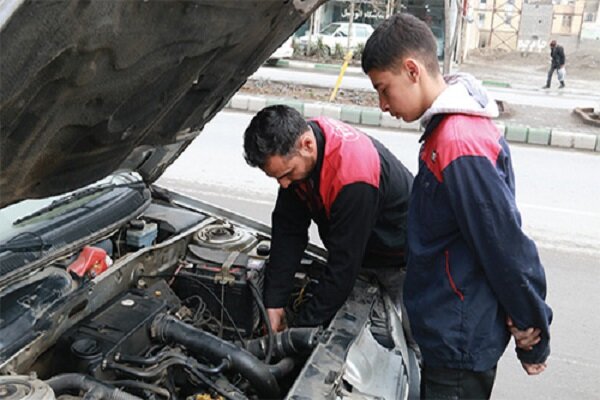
[263,187,311,309]
[293,182,379,327]
[557,46,566,66]
[442,149,552,364]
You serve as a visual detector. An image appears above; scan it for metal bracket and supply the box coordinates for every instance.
[214,251,239,285]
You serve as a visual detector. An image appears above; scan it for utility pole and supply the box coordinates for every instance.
[457,0,469,63]
[443,0,453,74]
[347,0,355,52]
[307,13,314,56]
[443,0,462,73]
[386,0,396,18]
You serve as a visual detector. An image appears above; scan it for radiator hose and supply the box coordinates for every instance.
[245,327,321,360]
[151,313,280,399]
[46,373,142,400]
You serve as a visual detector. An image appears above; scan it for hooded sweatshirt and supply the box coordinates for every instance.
[405,73,553,371]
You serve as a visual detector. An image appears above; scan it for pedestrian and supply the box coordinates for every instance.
[362,14,553,399]
[243,105,414,332]
[544,39,566,89]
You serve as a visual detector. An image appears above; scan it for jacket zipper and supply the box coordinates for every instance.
[445,250,464,301]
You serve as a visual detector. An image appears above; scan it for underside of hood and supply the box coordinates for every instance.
[0,0,323,207]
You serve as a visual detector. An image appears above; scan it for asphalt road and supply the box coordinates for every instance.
[251,66,600,110]
[158,110,600,399]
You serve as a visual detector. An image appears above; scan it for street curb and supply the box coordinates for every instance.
[228,93,598,152]
[274,59,513,89]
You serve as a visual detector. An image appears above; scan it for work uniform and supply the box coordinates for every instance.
[263,117,413,327]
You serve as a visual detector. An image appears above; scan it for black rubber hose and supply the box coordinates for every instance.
[109,354,229,376]
[46,373,142,400]
[247,278,274,363]
[108,381,170,399]
[267,357,296,380]
[104,358,186,379]
[245,327,321,360]
[152,314,280,399]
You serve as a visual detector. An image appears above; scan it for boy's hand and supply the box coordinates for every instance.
[521,361,547,375]
[507,316,541,351]
[267,307,287,332]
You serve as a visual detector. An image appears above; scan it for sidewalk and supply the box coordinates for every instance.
[226,91,600,152]
[274,59,600,97]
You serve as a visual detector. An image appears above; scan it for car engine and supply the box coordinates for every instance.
[0,186,414,400]
[0,187,338,400]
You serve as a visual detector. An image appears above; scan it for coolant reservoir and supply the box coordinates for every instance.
[0,375,55,400]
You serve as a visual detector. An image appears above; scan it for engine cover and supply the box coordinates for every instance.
[54,281,180,379]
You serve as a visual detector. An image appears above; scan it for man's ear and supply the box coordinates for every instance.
[298,129,315,155]
[404,58,420,82]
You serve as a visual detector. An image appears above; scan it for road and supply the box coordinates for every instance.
[251,66,600,110]
[157,110,600,399]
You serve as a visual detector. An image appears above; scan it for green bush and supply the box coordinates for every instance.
[353,43,365,61]
[315,37,329,58]
[333,43,345,59]
[292,37,301,57]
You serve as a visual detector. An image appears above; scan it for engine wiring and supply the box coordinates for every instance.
[142,272,246,347]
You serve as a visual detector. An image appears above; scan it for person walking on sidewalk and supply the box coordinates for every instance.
[544,40,566,89]
[243,105,414,334]
[362,13,553,399]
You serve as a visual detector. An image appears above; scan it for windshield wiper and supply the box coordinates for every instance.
[13,182,137,226]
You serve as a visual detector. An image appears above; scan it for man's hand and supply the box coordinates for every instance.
[267,308,287,332]
[521,362,547,375]
[507,316,541,351]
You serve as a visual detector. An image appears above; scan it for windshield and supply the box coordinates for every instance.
[320,23,343,35]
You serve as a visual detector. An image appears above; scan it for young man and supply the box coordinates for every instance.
[243,105,413,331]
[362,14,552,399]
[544,40,566,89]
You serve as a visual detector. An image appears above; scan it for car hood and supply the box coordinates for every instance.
[0,0,323,208]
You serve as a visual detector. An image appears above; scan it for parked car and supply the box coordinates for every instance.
[298,22,374,54]
[266,37,294,65]
[0,1,419,399]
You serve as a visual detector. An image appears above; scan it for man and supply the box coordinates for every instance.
[544,40,566,89]
[362,14,552,399]
[243,105,413,331]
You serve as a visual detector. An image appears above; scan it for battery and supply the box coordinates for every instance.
[174,246,265,338]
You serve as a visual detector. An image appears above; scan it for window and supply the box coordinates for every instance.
[562,15,572,28]
[355,26,369,37]
[479,13,486,28]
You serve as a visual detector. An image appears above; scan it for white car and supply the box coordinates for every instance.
[266,36,294,65]
[298,22,374,54]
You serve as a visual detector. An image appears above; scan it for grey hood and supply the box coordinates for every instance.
[0,0,323,208]
[420,72,499,128]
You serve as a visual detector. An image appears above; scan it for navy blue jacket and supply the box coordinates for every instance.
[405,112,553,372]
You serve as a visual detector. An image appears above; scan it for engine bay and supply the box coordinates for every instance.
[0,187,409,400]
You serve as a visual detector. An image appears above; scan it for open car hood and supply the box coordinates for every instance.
[0,0,323,208]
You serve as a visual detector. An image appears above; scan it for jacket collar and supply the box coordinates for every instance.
[420,73,499,133]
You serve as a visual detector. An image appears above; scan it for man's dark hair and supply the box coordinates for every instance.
[362,13,439,76]
[243,105,309,168]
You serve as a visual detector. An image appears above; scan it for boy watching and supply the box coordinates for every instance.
[362,14,552,399]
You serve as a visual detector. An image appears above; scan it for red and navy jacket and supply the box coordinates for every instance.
[405,77,552,372]
[264,117,413,327]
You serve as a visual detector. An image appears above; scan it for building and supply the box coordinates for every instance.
[468,0,592,52]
